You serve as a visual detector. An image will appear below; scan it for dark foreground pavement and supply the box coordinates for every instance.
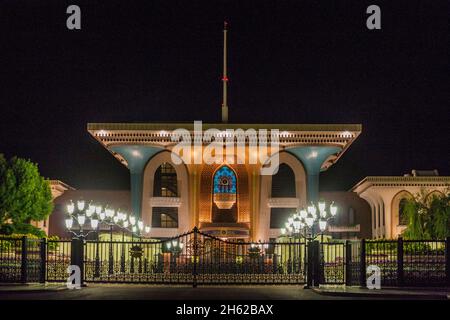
[0,284,448,300]
[313,285,450,300]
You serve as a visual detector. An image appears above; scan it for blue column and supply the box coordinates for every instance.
[110,145,162,217]
[287,146,341,203]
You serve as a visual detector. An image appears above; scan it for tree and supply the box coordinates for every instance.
[402,189,450,239]
[0,154,53,236]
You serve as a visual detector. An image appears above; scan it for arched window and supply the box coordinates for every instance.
[271,163,296,197]
[213,166,237,209]
[153,163,178,197]
[213,166,237,194]
[399,198,409,226]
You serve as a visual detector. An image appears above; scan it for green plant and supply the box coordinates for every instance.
[0,154,53,237]
[402,189,450,240]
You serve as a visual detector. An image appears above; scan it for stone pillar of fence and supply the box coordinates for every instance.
[70,238,85,286]
[345,241,352,286]
[39,238,47,283]
[305,240,320,288]
[446,236,450,286]
[359,238,366,288]
[20,236,28,283]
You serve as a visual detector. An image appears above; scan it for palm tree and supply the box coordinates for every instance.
[402,189,449,239]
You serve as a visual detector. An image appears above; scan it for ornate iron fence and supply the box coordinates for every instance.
[0,233,449,287]
[46,239,71,282]
[0,237,44,283]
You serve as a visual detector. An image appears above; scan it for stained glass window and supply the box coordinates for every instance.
[213,166,237,194]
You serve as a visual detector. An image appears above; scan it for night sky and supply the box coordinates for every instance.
[0,0,448,191]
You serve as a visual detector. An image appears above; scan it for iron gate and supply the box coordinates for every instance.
[82,229,307,285]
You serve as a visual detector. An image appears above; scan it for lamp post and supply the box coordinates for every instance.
[280,200,338,242]
[65,200,153,277]
[280,200,338,288]
[166,239,184,272]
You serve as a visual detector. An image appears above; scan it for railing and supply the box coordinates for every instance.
[0,236,45,283]
[0,233,449,287]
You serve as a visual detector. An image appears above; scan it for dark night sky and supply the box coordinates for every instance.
[0,0,448,191]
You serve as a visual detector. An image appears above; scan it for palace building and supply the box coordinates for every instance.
[46,24,449,241]
[82,23,363,242]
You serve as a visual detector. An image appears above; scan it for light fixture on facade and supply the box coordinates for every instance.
[340,131,353,138]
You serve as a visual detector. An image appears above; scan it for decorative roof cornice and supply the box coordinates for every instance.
[351,176,450,193]
[87,122,361,148]
[87,122,361,171]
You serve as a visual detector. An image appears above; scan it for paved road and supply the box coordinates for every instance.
[0,284,362,300]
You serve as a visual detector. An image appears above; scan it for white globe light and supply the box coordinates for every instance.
[145,226,151,233]
[310,205,317,217]
[77,214,86,226]
[166,242,172,249]
[77,200,85,211]
[106,208,115,218]
[318,201,326,213]
[330,202,338,216]
[319,220,327,232]
[91,218,99,229]
[99,212,106,220]
[305,217,314,227]
[280,228,286,235]
[95,205,102,214]
[129,216,136,226]
[113,216,119,224]
[138,220,144,231]
[300,209,307,219]
[65,218,73,229]
[67,202,75,215]
[123,221,129,228]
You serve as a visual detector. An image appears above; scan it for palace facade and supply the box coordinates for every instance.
[45,25,449,241]
[84,123,361,242]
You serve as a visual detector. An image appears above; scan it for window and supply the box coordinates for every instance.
[212,166,237,211]
[271,164,296,197]
[152,207,178,228]
[270,208,295,228]
[153,163,178,197]
[399,198,409,226]
[213,166,237,194]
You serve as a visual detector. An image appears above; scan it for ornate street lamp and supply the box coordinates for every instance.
[281,200,338,241]
[65,200,152,277]
[65,200,99,239]
[65,200,152,240]
[280,200,338,288]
